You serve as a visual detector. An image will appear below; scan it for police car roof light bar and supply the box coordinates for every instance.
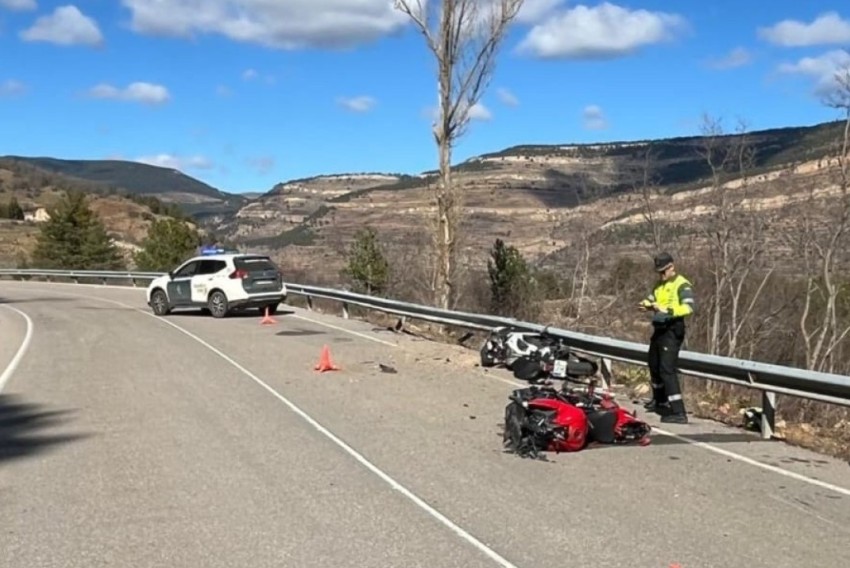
[199,246,240,256]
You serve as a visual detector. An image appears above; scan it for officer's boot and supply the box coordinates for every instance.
[660,396,688,423]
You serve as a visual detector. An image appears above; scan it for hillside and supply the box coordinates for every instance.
[215,173,421,245]
[0,159,203,267]
[210,119,846,283]
[5,118,845,280]
[0,156,247,218]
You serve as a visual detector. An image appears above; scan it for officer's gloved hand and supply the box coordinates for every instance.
[652,310,670,324]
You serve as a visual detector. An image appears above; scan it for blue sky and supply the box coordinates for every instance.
[1,1,849,194]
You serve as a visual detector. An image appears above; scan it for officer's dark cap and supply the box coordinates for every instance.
[654,252,674,272]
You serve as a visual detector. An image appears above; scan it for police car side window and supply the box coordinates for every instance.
[174,261,199,278]
[197,260,226,275]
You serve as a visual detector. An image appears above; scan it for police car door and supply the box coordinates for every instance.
[191,259,227,303]
[167,260,199,305]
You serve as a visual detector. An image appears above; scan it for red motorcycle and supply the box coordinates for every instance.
[503,377,652,459]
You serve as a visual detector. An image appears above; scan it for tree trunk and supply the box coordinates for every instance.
[434,139,457,310]
[394,0,524,310]
[432,2,458,311]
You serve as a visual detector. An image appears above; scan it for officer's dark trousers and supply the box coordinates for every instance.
[648,319,687,415]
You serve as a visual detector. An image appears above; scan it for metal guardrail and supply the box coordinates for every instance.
[3,268,850,439]
[0,269,163,286]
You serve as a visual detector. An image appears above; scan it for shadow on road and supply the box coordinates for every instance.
[171,308,297,319]
[0,393,90,465]
[493,422,765,450]
[276,328,327,337]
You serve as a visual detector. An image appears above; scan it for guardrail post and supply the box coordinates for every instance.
[599,357,613,390]
[761,391,776,440]
[342,302,350,319]
[306,295,313,311]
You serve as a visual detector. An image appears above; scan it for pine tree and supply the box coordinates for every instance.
[31,191,125,270]
[7,197,24,220]
[487,238,537,318]
[134,218,202,271]
[343,227,389,295]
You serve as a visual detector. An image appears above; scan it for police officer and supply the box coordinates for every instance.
[638,252,696,424]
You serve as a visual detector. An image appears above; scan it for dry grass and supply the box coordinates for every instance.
[0,221,39,267]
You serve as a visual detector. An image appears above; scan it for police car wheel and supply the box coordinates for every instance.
[207,290,229,318]
[150,289,170,316]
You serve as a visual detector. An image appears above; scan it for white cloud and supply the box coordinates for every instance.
[517,2,687,59]
[87,82,171,105]
[708,47,752,70]
[496,87,519,107]
[0,79,27,96]
[0,0,37,10]
[215,84,232,97]
[515,0,566,24]
[778,49,850,97]
[423,100,492,123]
[337,95,377,113]
[121,0,410,49]
[582,104,607,130]
[135,154,214,171]
[758,12,850,47]
[467,102,492,121]
[20,5,103,47]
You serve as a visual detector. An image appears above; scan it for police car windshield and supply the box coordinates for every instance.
[234,256,279,273]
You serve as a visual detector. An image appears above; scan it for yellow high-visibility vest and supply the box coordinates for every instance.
[641,274,696,321]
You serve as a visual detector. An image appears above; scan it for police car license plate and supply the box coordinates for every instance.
[552,359,567,378]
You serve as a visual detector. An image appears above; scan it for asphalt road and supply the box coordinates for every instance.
[1,282,849,568]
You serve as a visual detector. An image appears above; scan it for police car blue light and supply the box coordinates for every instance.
[199,246,238,255]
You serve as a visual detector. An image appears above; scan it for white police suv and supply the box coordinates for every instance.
[146,247,287,318]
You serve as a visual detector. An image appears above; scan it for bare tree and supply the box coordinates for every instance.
[694,114,735,355]
[694,115,775,357]
[632,143,665,252]
[562,175,608,322]
[797,65,850,372]
[394,0,524,309]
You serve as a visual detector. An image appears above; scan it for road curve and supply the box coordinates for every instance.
[1,282,849,568]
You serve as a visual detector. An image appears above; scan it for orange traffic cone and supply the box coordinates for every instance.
[260,306,277,325]
[314,345,340,372]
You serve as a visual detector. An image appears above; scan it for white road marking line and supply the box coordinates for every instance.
[0,304,34,393]
[7,282,850,499]
[144,312,519,568]
[651,426,850,497]
[488,371,850,496]
[4,285,516,567]
[291,314,398,348]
